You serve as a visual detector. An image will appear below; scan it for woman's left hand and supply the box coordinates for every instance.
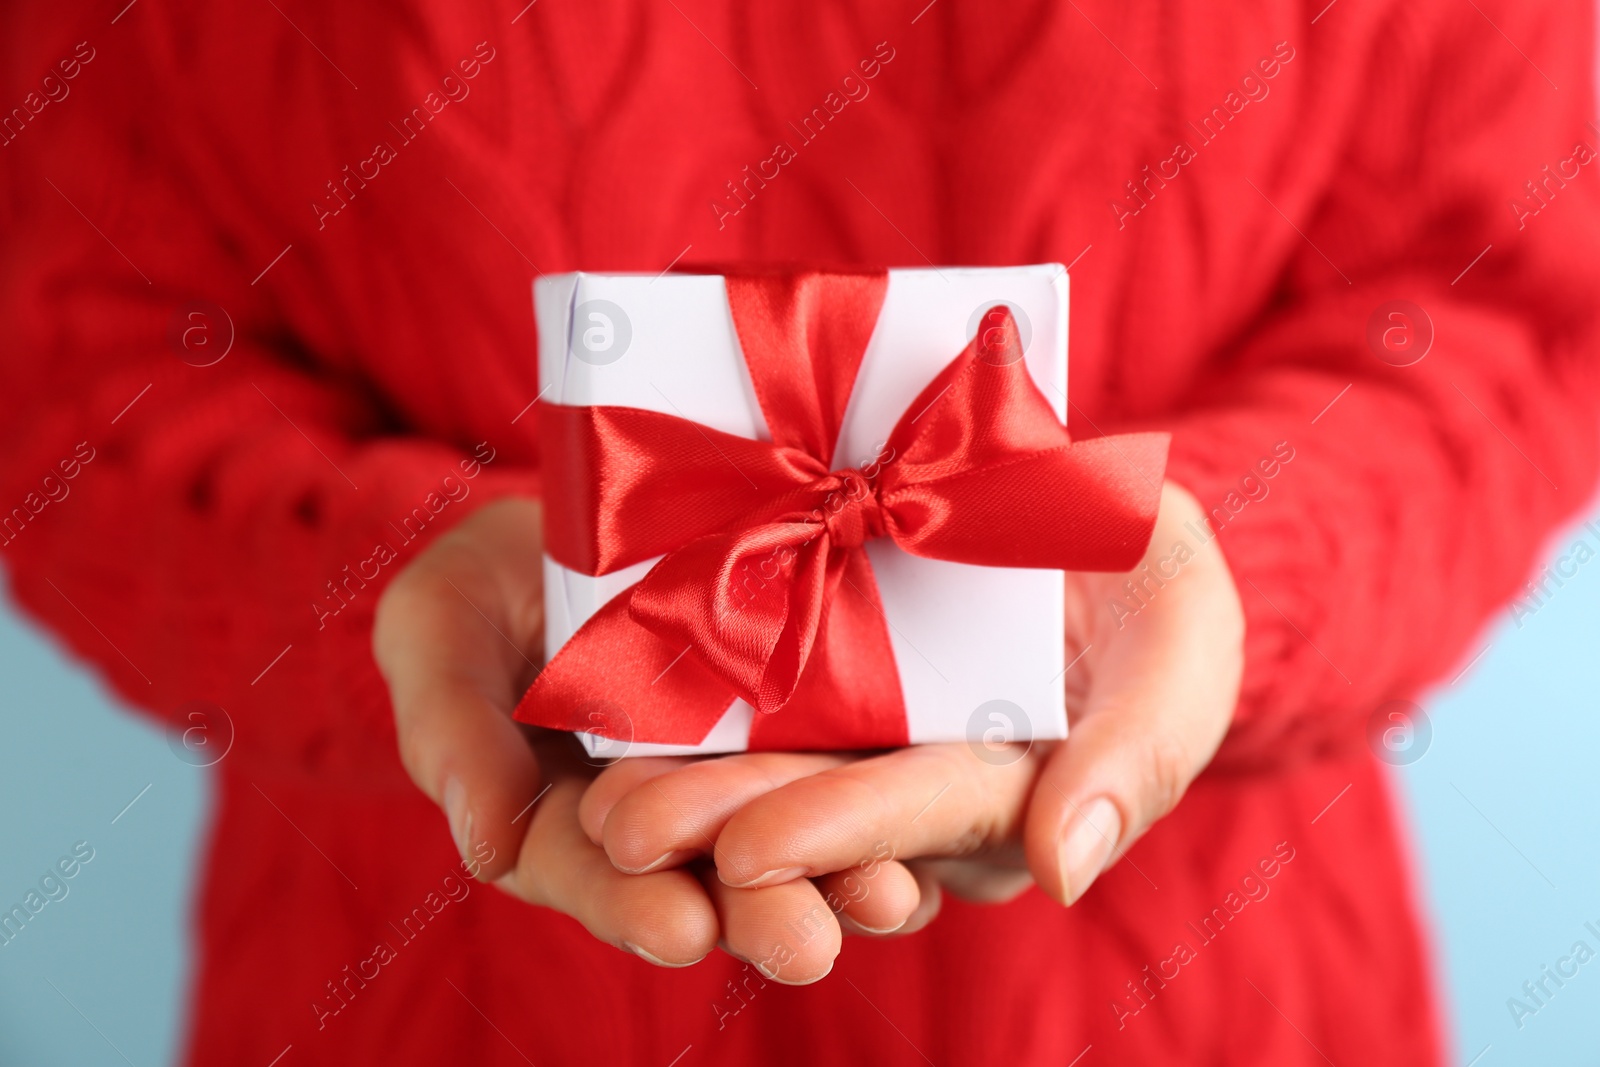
[579,481,1246,971]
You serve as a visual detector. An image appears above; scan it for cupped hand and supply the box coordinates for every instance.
[372,495,903,982]
[584,481,1245,970]
[373,498,724,967]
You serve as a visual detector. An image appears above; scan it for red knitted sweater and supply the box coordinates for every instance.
[3,1,1598,1063]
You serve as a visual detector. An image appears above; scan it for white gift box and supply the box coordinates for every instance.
[534,265,1070,757]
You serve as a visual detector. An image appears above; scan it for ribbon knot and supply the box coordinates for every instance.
[517,268,1169,751]
[818,469,885,549]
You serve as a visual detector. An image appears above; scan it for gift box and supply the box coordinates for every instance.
[516,266,1166,757]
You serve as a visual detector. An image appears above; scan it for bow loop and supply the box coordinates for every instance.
[885,307,1072,483]
[627,518,831,716]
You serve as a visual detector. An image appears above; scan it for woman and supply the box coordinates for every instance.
[3,0,1597,1063]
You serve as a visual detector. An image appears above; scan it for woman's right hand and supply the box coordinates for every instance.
[372,496,919,980]
[373,497,720,967]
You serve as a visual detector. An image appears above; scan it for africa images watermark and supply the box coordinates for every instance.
[711,840,896,1030]
[311,41,498,230]
[1110,41,1296,229]
[1507,519,1600,628]
[311,844,494,1031]
[1508,135,1596,231]
[0,441,98,549]
[311,441,498,629]
[0,841,96,950]
[1505,918,1600,1030]
[1107,441,1295,628]
[1,40,96,149]
[1108,840,1297,1030]
[710,41,897,230]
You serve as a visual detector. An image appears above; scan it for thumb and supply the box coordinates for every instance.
[389,666,544,883]
[374,529,546,883]
[1025,505,1243,906]
[1024,697,1214,907]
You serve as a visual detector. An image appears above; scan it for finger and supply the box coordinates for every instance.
[1025,501,1241,906]
[500,776,719,966]
[897,861,945,935]
[373,498,553,886]
[409,687,541,883]
[914,857,1033,905]
[374,532,548,883]
[598,751,849,879]
[701,873,841,984]
[1024,699,1219,907]
[814,858,922,935]
[380,645,541,882]
[712,743,1041,887]
[578,756,695,848]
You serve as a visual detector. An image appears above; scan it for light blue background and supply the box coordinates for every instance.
[1401,498,1600,1065]
[0,582,209,1067]
[1,498,1599,1065]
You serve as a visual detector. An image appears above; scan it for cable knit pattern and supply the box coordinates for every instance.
[1,0,1596,1063]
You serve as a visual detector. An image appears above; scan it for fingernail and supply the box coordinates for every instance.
[443,776,472,860]
[622,942,704,968]
[720,865,808,889]
[1059,797,1121,905]
[616,852,677,875]
[846,915,907,936]
[770,958,833,986]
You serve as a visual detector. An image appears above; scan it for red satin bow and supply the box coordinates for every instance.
[514,269,1168,750]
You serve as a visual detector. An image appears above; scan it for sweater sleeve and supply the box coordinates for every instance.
[1162,0,1600,769]
[0,24,539,782]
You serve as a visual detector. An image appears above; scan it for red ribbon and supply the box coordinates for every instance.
[514,269,1168,750]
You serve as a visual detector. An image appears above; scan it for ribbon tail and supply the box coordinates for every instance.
[748,548,909,751]
[513,585,739,746]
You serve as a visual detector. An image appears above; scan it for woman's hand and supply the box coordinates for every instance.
[372,496,923,981]
[373,498,724,967]
[583,481,1245,967]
